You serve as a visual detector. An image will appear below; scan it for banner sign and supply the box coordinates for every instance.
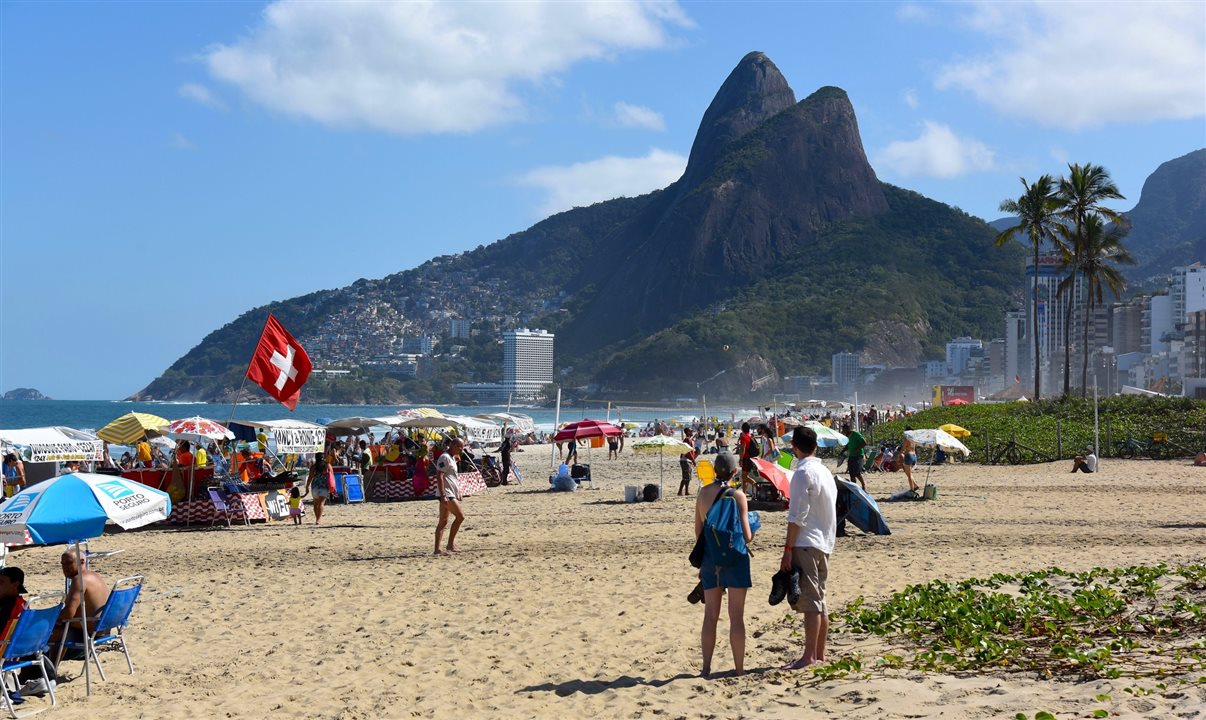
[269,427,324,454]
[9,440,103,463]
[939,385,976,405]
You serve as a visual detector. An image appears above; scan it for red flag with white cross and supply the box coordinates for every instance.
[246,314,312,411]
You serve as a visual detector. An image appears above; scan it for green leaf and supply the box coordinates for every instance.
[1094,694,1111,701]
[1035,713,1057,720]
[1015,714,1028,720]
[1092,711,1109,718]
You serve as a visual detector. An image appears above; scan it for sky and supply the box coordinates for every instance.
[1,1,1204,400]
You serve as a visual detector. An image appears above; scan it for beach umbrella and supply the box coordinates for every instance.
[938,423,971,439]
[159,416,234,443]
[836,478,891,535]
[946,398,970,406]
[750,457,790,499]
[904,428,970,455]
[96,412,169,444]
[781,421,847,448]
[552,419,623,442]
[632,435,692,496]
[0,473,171,695]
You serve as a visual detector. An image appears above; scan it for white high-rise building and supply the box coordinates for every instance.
[449,318,472,339]
[503,329,554,399]
[1004,310,1026,386]
[946,337,983,376]
[831,352,860,392]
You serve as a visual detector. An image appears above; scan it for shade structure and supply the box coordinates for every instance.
[0,472,170,695]
[632,435,693,496]
[158,416,234,444]
[0,426,104,463]
[96,412,169,444]
[782,422,847,448]
[938,423,971,439]
[324,417,384,436]
[474,412,535,435]
[750,457,791,499]
[0,472,172,546]
[905,428,970,455]
[552,419,622,442]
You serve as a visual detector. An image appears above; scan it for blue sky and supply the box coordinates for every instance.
[2,1,1203,400]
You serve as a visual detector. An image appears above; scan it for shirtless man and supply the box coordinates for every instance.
[901,427,919,493]
[52,550,111,659]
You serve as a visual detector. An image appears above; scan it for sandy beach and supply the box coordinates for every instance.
[12,447,1206,719]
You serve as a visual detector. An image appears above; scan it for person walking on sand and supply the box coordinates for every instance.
[782,427,836,670]
[678,430,697,496]
[304,451,330,525]
[901,427,919,493]
[694,452,754,677]
[434,438,466,555]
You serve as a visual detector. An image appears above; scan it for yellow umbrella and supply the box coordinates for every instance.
[96,412,169,444]
[939,423,971,439]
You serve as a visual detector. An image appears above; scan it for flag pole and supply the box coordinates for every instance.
[228,313,275,428]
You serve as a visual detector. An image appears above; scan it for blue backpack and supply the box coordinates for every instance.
[703,489,748,566]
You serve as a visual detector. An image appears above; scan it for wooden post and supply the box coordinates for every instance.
[1056,419,1062,460]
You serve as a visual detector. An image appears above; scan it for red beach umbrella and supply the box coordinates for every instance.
[552,419,623,442]
[751,457,791,499]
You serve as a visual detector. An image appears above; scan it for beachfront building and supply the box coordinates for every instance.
[1024,252,1084,394]
[945,337,983,376]
[503,328,554,400]
[1004,310,1026,388]
[831,352,860,394]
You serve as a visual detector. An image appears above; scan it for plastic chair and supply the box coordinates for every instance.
[695,459,716,486]
[208,487,247,527]
[1,602,62,718]
[56,576,142,681]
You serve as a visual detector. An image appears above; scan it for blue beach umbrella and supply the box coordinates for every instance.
[0,473,171,694]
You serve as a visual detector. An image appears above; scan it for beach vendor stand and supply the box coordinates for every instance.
[0,426,104,485]
[148,417,238,525]
[366,412,491,501]
[224,419,326,519]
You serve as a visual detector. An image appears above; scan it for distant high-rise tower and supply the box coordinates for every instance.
[831,352,860,394]
[449,318,472,339]
[503,329,554,399]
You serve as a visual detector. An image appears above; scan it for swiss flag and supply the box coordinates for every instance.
[246,314,313,411]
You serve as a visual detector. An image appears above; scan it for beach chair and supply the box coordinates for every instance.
[55,576,142,682]
[1,600,62,718]
[207,487,247,527]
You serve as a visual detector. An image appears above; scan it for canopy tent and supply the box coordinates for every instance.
[0,426,103,463]
[95,412,169,444]
[474,412,535,435]
[229,419,326,454]
[323,417,384,436]
[443,415,503,449]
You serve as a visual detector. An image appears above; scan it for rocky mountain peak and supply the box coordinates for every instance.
[683,51,797,186]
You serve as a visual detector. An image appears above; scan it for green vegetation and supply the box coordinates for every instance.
[809,563,1206,683]
[871,396,1206,464]
[595,184,1024,393]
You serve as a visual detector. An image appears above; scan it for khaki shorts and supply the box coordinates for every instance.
[790,546,829,614]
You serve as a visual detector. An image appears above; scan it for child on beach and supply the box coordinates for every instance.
[288,486,303,525]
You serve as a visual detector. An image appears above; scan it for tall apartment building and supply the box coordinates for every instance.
[449,318,472,339]
[503,328,554,400]
[1024,252,1083,390]
[946,337,983,376]
[831,352,860,393]
[1111,297,1144,355]
[1004,310,1027,386]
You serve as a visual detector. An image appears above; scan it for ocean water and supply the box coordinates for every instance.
[0,399,743,434]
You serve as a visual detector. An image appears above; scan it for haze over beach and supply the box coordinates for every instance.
[2,2,1206,720]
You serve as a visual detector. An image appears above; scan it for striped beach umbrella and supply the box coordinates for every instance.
[96,412,169,444]
[159,416,234,443]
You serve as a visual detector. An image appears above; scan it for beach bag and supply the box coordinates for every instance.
[689,489,728,568]
[704,489,748,567]
[326,464,336,494]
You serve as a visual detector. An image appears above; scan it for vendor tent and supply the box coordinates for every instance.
[0,426,103,463]
[474,412,535,435]
[229,419,325,454]
[323,417,383,436]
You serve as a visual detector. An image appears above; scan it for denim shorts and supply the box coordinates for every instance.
[699,554,752,590]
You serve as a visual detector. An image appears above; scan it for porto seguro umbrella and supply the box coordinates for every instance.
[0,473,171,694]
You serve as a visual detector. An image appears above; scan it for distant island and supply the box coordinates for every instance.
[2,388,51,401]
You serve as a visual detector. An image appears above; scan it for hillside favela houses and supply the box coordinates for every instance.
[455,329,555,403]
[787,261,1206,407]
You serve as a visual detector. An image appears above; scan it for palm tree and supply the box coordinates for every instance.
[1056,215,1134,396]
[1057,163,1125,396]
[996,175,1058,401]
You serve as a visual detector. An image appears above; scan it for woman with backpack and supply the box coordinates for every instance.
[694,452,755,677]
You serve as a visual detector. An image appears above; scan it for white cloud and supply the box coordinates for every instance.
[902,89,919,109]
[178,83,226,110]
[518,148,687,216]
[170,132,196,150]
[897,3,930,22]
[613,101,665,131]
[876,121,995,178]
[936,1,1206,129]
[202,1,691,135]
[1050,146,1069,164]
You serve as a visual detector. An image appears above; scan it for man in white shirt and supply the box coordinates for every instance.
[1071,447,1098,473]
[781,426,837,670]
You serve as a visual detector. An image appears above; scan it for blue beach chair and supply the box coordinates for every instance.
[1,603,62,718]
[56,576,142,681]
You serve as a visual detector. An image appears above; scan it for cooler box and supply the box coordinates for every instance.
[344,474,365,503]
[589,437,605,449]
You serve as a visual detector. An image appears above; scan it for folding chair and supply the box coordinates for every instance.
[1,601,62,718]
[55,576,142,682]
[207,487,247,527]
